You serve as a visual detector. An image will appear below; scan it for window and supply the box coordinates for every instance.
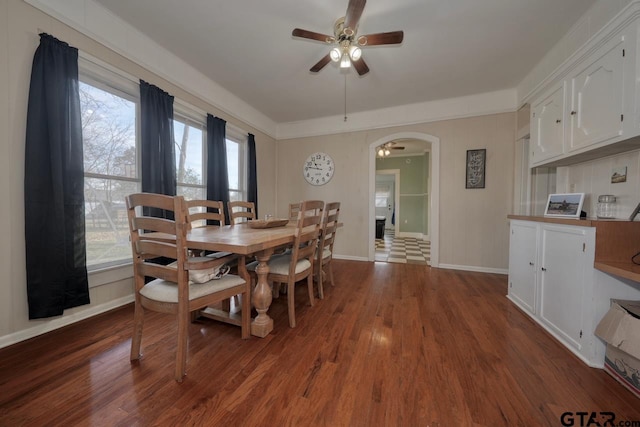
[174,114,205,201]
[226,132,248,202]
[78,58,248,270]
[80,78,139,270]
[375,186,390,208]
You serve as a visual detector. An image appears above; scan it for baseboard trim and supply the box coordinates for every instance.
[437,264,508,275]
[0,294,134,350]
[333,254,369,262]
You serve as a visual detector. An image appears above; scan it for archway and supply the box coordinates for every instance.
[368,132,440,267]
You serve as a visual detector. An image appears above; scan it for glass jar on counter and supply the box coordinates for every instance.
[597,195,617,219]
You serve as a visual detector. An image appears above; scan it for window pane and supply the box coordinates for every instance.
[80,82,136,178]
[177,185,205,201]
[229,190,242,202]
[84,177,138,267]
[174,120,203,186]
[226,139,239,190]
[81,80,138,269]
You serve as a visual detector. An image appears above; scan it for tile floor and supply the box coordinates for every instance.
[375,229,431,265]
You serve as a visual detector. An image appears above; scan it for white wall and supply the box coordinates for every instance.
[557,149,640,219]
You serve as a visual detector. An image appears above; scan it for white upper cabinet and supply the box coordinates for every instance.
[530,84,565,165]
[527,16,639,168]
[567,35,625,152]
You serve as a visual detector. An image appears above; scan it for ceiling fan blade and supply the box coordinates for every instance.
[360,31,404,46]
[352,57,369,76]
[344,0,366,32]
[310,54,332,73]
[292,28,333,43]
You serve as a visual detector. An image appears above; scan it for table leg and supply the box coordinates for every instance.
[251,249,274,337]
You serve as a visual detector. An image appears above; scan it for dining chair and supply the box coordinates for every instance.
[183,199,232,257]
[228,201,256,225]
[315,202,340,299]
[185,199,226,228]
[184,199,240,310]
[125,193,251,382]
[248,200,324,328]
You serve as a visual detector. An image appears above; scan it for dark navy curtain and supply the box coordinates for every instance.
[24,33,89,319]
[247,133,258,215]
[206,114,230,223]
[140,80,175,218]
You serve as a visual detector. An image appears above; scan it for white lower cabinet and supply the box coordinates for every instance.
[508,220,596,365]
[507,221,538,314]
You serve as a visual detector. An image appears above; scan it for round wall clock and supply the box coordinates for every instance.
[303,152,334,186]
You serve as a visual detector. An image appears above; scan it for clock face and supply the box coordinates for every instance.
[303,152,334,186]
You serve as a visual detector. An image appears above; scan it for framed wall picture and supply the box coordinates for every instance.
[544,193,585,218]
[465,149,486,189]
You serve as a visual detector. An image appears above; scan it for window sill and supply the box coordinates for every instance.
[88,263,133,289]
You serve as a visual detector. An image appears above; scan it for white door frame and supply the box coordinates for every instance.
[375,169,400,234]
[368,132,440,267]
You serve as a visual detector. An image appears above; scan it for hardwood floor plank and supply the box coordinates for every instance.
[1,260,640,426]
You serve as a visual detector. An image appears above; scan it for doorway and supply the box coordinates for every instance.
[375,170,399,234]
[368,132,440,267]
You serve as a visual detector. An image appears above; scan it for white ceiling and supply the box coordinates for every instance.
[93,0,597,124]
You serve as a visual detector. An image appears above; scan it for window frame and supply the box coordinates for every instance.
[79,56,141,274]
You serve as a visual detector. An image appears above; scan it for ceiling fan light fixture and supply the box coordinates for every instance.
[330,47,342,62]
[349,45,362,61]
[377,148,385,157]
[384,148,391,156]
[340,54,351,68]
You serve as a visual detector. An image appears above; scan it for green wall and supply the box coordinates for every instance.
[376,153,429,235]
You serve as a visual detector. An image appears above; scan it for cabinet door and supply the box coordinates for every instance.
[508,222,538,314]
[538,225,589,350]
[567,36,625,152]
[530,84,565,165]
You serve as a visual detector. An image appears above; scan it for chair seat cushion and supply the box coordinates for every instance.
[140,274,245,303]
[246,254,311,276]
[320,248,332,259]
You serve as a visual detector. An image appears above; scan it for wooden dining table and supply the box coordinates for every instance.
[185,222,297,337]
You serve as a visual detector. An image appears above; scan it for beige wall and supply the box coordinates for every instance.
[276,112,516,270]
[0,0,276,346]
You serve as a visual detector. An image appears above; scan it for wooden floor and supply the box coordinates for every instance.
[1,260,639,426]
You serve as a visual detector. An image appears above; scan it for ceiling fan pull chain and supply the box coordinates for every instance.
[344,74,348,122]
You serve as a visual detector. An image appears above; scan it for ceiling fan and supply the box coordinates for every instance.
[292,0,404,76]
[377,141,405,157]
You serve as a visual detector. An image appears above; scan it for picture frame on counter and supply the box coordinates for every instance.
[544,193,585,218]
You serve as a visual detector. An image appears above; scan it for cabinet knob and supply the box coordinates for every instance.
[529,262,534,266]
[570,111,577,115]
[541,267,547,272]
[556,119,561,123]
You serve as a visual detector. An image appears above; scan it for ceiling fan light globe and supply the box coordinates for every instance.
[340,54,351,68]
[329,47,342,62]
[377,148,385,157]
[349,45,362,61]
[384,149,390,156]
